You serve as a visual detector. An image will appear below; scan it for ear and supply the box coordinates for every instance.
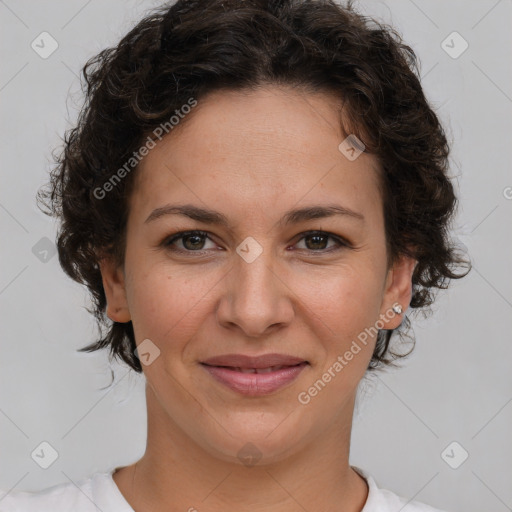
[98,257,131,323]
[378,254,417,330]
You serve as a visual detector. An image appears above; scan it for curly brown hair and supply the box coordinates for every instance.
[37,0,471,374]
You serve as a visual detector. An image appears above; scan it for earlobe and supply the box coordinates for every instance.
[379,255,417,330]
[98,257,131,323]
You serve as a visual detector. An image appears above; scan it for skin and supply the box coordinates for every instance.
[100,85,417,512]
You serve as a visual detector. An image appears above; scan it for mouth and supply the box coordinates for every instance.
[200,354,309,396]
[213,365,301,374]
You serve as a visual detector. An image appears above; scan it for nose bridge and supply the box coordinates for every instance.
[235,241,277,296]
[218,237,293,336]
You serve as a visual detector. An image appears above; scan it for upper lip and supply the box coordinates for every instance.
[201,353,308,369]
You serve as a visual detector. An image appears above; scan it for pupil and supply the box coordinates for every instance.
[184,235,204,250]
[307,234,327,250]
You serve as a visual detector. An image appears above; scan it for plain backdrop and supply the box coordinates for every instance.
[0,1,511,511]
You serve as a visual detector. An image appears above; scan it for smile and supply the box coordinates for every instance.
[200,362,309,396]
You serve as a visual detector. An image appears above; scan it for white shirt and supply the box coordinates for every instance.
[0,465,449,511]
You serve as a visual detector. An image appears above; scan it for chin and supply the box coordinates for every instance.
[194,415,313,467]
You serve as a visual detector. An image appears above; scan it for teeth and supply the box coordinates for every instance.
[238,368,257,374]
[235,365,286,374]
[257,366,283,373]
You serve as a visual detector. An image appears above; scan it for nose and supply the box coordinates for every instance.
[216,247,295,338]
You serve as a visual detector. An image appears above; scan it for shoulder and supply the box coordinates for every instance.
[353,466,451,512]
[370,487,450,512]
[0,471,131,512]
[0,477,93,512]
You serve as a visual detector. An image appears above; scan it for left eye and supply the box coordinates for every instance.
[294,231,346,252]
[163,230,347,253]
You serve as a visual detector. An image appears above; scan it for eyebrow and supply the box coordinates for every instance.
[144,203,365,226]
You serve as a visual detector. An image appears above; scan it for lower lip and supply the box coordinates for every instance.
[201,363,308,396]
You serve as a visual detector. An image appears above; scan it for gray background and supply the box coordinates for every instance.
[0,1,511,510]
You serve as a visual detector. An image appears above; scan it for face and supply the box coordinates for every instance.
[100,86,416,465]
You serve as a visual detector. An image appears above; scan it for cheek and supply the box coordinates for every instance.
[300,273,382,396]
[125,260,217,349]
[293,264,383,334]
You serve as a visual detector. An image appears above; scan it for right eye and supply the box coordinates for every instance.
[162,230,218,254]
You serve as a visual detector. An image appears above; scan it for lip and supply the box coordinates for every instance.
[200,353,309,396]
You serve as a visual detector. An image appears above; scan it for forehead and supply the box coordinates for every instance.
[130,86,382,226]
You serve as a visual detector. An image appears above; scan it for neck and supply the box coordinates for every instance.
[113,385,369,512]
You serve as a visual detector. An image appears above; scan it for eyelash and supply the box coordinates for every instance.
[162,230,350,255]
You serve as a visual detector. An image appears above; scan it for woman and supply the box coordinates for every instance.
[0,0,470,510]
